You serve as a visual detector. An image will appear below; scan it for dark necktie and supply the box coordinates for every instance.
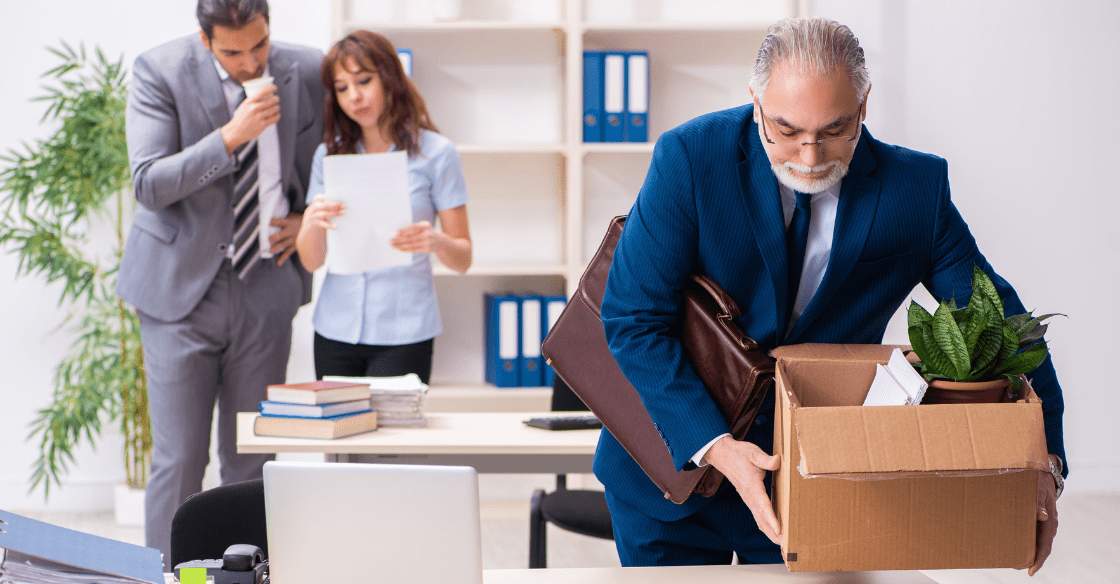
[785,191,813,329]
[230,89,262,281]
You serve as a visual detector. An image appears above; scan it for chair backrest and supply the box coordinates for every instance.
[169,479,268,567]
[550,376,590,412]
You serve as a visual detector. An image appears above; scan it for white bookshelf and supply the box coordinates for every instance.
[331,0,800,394]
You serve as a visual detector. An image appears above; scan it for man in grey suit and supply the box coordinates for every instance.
[117,0,324,566]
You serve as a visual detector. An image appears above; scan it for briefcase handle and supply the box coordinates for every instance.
[688,274,760,352]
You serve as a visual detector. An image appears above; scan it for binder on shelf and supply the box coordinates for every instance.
[485,293,521,387]
[602,52,627,142]
[541,294,567,387]
[583,51,604,142]
[397,48,413,78]
[625,51,649,142]
[520,295,544,387]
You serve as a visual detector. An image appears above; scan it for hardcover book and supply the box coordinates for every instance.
[260,398,372,418]
[265,380,370,405]
[252,410,378,439]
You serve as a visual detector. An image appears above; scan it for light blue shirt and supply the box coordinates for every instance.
[306,130,468,345]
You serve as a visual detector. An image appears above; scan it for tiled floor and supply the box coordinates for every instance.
[16,492,1119,582]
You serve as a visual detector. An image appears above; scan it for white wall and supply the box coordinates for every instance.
[2,0,1117,512]
[0,0,330,511]
[815,0,1120,491]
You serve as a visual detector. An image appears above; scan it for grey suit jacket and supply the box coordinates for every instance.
[117,34,325,322]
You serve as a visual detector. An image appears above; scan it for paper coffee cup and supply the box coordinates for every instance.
[242,75,275,98]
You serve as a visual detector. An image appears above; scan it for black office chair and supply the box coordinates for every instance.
[528,377,615,569]
[169,478,268,567]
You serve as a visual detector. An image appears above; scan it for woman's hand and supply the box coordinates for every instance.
[295,194,345,272]
[305,194,346,230]
[390,221,435,253]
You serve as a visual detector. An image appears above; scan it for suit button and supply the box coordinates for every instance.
[218,243,229,253]
[756,415,768,425]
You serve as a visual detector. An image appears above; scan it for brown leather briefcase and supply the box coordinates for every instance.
[541,216,774,504]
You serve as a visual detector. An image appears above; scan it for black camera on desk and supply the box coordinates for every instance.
[174,544,268,584]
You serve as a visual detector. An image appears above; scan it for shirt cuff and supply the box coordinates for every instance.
[691,433,732,468]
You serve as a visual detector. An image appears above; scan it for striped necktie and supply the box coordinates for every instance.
[229,84,262,283]
[785,191,813,329]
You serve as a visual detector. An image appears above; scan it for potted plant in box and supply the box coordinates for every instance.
[906,266,1060,404]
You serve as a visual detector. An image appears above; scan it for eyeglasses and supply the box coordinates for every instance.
[758,101,863,155]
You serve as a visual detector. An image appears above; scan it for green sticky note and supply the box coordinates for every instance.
[179,567,208,584]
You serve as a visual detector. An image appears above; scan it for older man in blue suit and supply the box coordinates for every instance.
[599,17,1065,575]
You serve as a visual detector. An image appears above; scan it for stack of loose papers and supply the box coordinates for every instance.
[324,374,429,427]
[0,509,163,584]
[862,348,929,406]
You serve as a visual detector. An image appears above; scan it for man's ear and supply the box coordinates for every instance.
[199,29,212,52]
[861,84,872,121]
[749,85,759,122]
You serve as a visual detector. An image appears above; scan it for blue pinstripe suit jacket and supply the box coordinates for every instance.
[598,104,1065,522]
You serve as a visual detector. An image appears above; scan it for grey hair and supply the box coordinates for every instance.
[750,17,870,104]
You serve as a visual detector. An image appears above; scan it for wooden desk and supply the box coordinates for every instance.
[236,412,599,473]
[167,564,939,584]
[483,565,939,583]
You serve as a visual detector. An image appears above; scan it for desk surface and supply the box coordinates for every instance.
[237,411,600,473]
[166,564,938,584]
[484,565,939,583]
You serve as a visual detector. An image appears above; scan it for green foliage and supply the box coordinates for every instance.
[0,43,150,497]
[907,266,1061,383]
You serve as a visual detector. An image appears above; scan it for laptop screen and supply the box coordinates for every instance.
[263,461,483,584]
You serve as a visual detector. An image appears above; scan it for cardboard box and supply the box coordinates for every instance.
[770,344,1048,572]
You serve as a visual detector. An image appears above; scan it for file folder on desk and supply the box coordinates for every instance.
[485,293,520,387]
[583,51,604,142]
[541,294,567,387]
[0,508,164,584]
[625,51,649,142]
[520,295,544,387]
[602,52,626,142]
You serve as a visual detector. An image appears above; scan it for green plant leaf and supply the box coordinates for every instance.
[958,294,990,354]
[917,323,952,379]
[5,44,147,496]
[993,342,1050,376]
[932,302,970,380]
[906,300,933,329]
[966,296,1005,381]
[971,267,1004,318]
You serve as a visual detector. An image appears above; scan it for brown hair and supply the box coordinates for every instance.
[321,30,438,156]
[197,0,268,38]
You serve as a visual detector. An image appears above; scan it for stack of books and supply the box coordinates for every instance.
[254,380,378,439]
[325,374,428,427]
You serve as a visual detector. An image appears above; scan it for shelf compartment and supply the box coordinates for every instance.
[583,28,767,141]
[343,0,561,27]
[582,0,787,27]
[433,262,568,276]
[432,274,566,385]
[367,28,565,145]
[581,151,650,263]
[460,152,565,266]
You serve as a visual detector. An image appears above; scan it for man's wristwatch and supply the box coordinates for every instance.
[1049,455,1064,499]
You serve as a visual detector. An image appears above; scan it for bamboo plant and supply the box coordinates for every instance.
[0,43,150,497]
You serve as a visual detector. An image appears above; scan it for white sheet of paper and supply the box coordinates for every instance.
[863,363,913,406]
[322,151,413,274]
[887,348,928,404]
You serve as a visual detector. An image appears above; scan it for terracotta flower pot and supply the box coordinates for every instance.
[921,377,1012,405]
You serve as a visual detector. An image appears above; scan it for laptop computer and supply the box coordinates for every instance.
[263,461,483,584]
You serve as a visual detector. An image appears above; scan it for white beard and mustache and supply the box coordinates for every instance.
[771,160,849,194]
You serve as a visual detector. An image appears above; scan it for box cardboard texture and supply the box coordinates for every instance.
[770,344,1048,572]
